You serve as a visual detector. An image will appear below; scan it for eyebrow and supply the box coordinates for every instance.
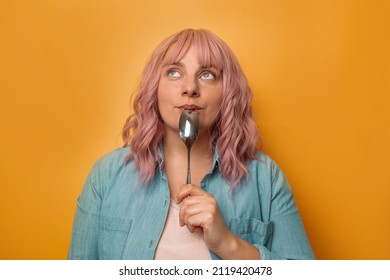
[166,62,185,68]
[165,62,219,71]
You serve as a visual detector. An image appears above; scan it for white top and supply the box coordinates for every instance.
[154,199,212,260]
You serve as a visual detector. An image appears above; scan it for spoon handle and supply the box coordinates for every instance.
[186,146,191,184]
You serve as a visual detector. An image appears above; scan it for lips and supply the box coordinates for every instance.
[178,104,202,111]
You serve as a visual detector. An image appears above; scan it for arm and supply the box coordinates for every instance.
[68,163,103,260]
[256,161,315,260]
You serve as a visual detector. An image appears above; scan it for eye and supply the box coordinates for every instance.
[200,71,216,80]
[167,69,181,78]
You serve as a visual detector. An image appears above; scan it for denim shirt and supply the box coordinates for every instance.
[68,146,315,260]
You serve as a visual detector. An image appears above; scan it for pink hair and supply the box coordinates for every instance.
[122,28,260,187]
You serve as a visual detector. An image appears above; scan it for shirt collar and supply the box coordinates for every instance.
[156,141,164,170]
[210,144,222,173]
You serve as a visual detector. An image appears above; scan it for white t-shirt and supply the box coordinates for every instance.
[154,199,212,260]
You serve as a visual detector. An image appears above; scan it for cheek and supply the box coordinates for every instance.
[157,80,178,105]
[209,89,223,113]
[157,89,177,126]
[203,90,223,127]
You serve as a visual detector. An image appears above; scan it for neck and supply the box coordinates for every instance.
[162,127,214,191]
[162,127,213,163]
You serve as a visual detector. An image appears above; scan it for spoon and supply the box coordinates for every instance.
[179,110,199,184]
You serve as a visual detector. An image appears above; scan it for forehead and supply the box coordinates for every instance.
[162,44,197,65]
[162,41,223,71]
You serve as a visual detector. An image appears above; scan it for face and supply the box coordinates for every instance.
[157,45,223,138]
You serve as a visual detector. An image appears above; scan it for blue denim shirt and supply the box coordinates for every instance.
[68,146,315,260]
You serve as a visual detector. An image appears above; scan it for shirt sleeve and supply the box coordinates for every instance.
[255,160,315,260]
[68,161,103,260]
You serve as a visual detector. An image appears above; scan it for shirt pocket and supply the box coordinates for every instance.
[98,216,132,259]
[230,218,273,247]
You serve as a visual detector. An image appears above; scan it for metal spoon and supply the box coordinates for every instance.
[179,110,199,184]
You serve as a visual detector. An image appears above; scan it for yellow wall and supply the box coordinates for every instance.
[0,0,389,259]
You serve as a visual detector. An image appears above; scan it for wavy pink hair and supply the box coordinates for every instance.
[122,28,260,187]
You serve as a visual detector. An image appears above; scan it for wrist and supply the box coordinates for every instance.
[214,231,239,260]
[214,232,261,260]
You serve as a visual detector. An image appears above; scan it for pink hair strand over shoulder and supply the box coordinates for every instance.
[122,28,260,187]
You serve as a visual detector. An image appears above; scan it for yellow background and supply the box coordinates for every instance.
[0,0,389,259]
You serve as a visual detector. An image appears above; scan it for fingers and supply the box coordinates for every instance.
[182,210,215,234]
[183,213,207,233]
[177,184,214,227]
[178,196,214,227]
[176,183,205,204]
[176,185,231,253]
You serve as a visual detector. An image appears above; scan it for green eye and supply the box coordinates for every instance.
[201,72,215,80]
[167,69,181,78]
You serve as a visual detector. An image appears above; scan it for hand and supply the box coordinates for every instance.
[176,184,232,255]
[176,184,261,260]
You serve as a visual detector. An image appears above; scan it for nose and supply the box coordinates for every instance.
[181,76,199,97]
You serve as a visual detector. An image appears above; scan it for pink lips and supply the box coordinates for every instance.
[178,104,202,111]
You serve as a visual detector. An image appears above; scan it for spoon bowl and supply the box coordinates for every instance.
[179,110,199,147]
[179,110,199,184]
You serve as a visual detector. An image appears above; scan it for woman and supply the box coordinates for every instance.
[68,28,315,260]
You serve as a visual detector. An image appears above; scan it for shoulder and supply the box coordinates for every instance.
[247,150,291,190]
[250,150,282,175]
[76,147,135,216]
[86,147,133,186]
[90,146,132,172]
[94,146,132,167]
